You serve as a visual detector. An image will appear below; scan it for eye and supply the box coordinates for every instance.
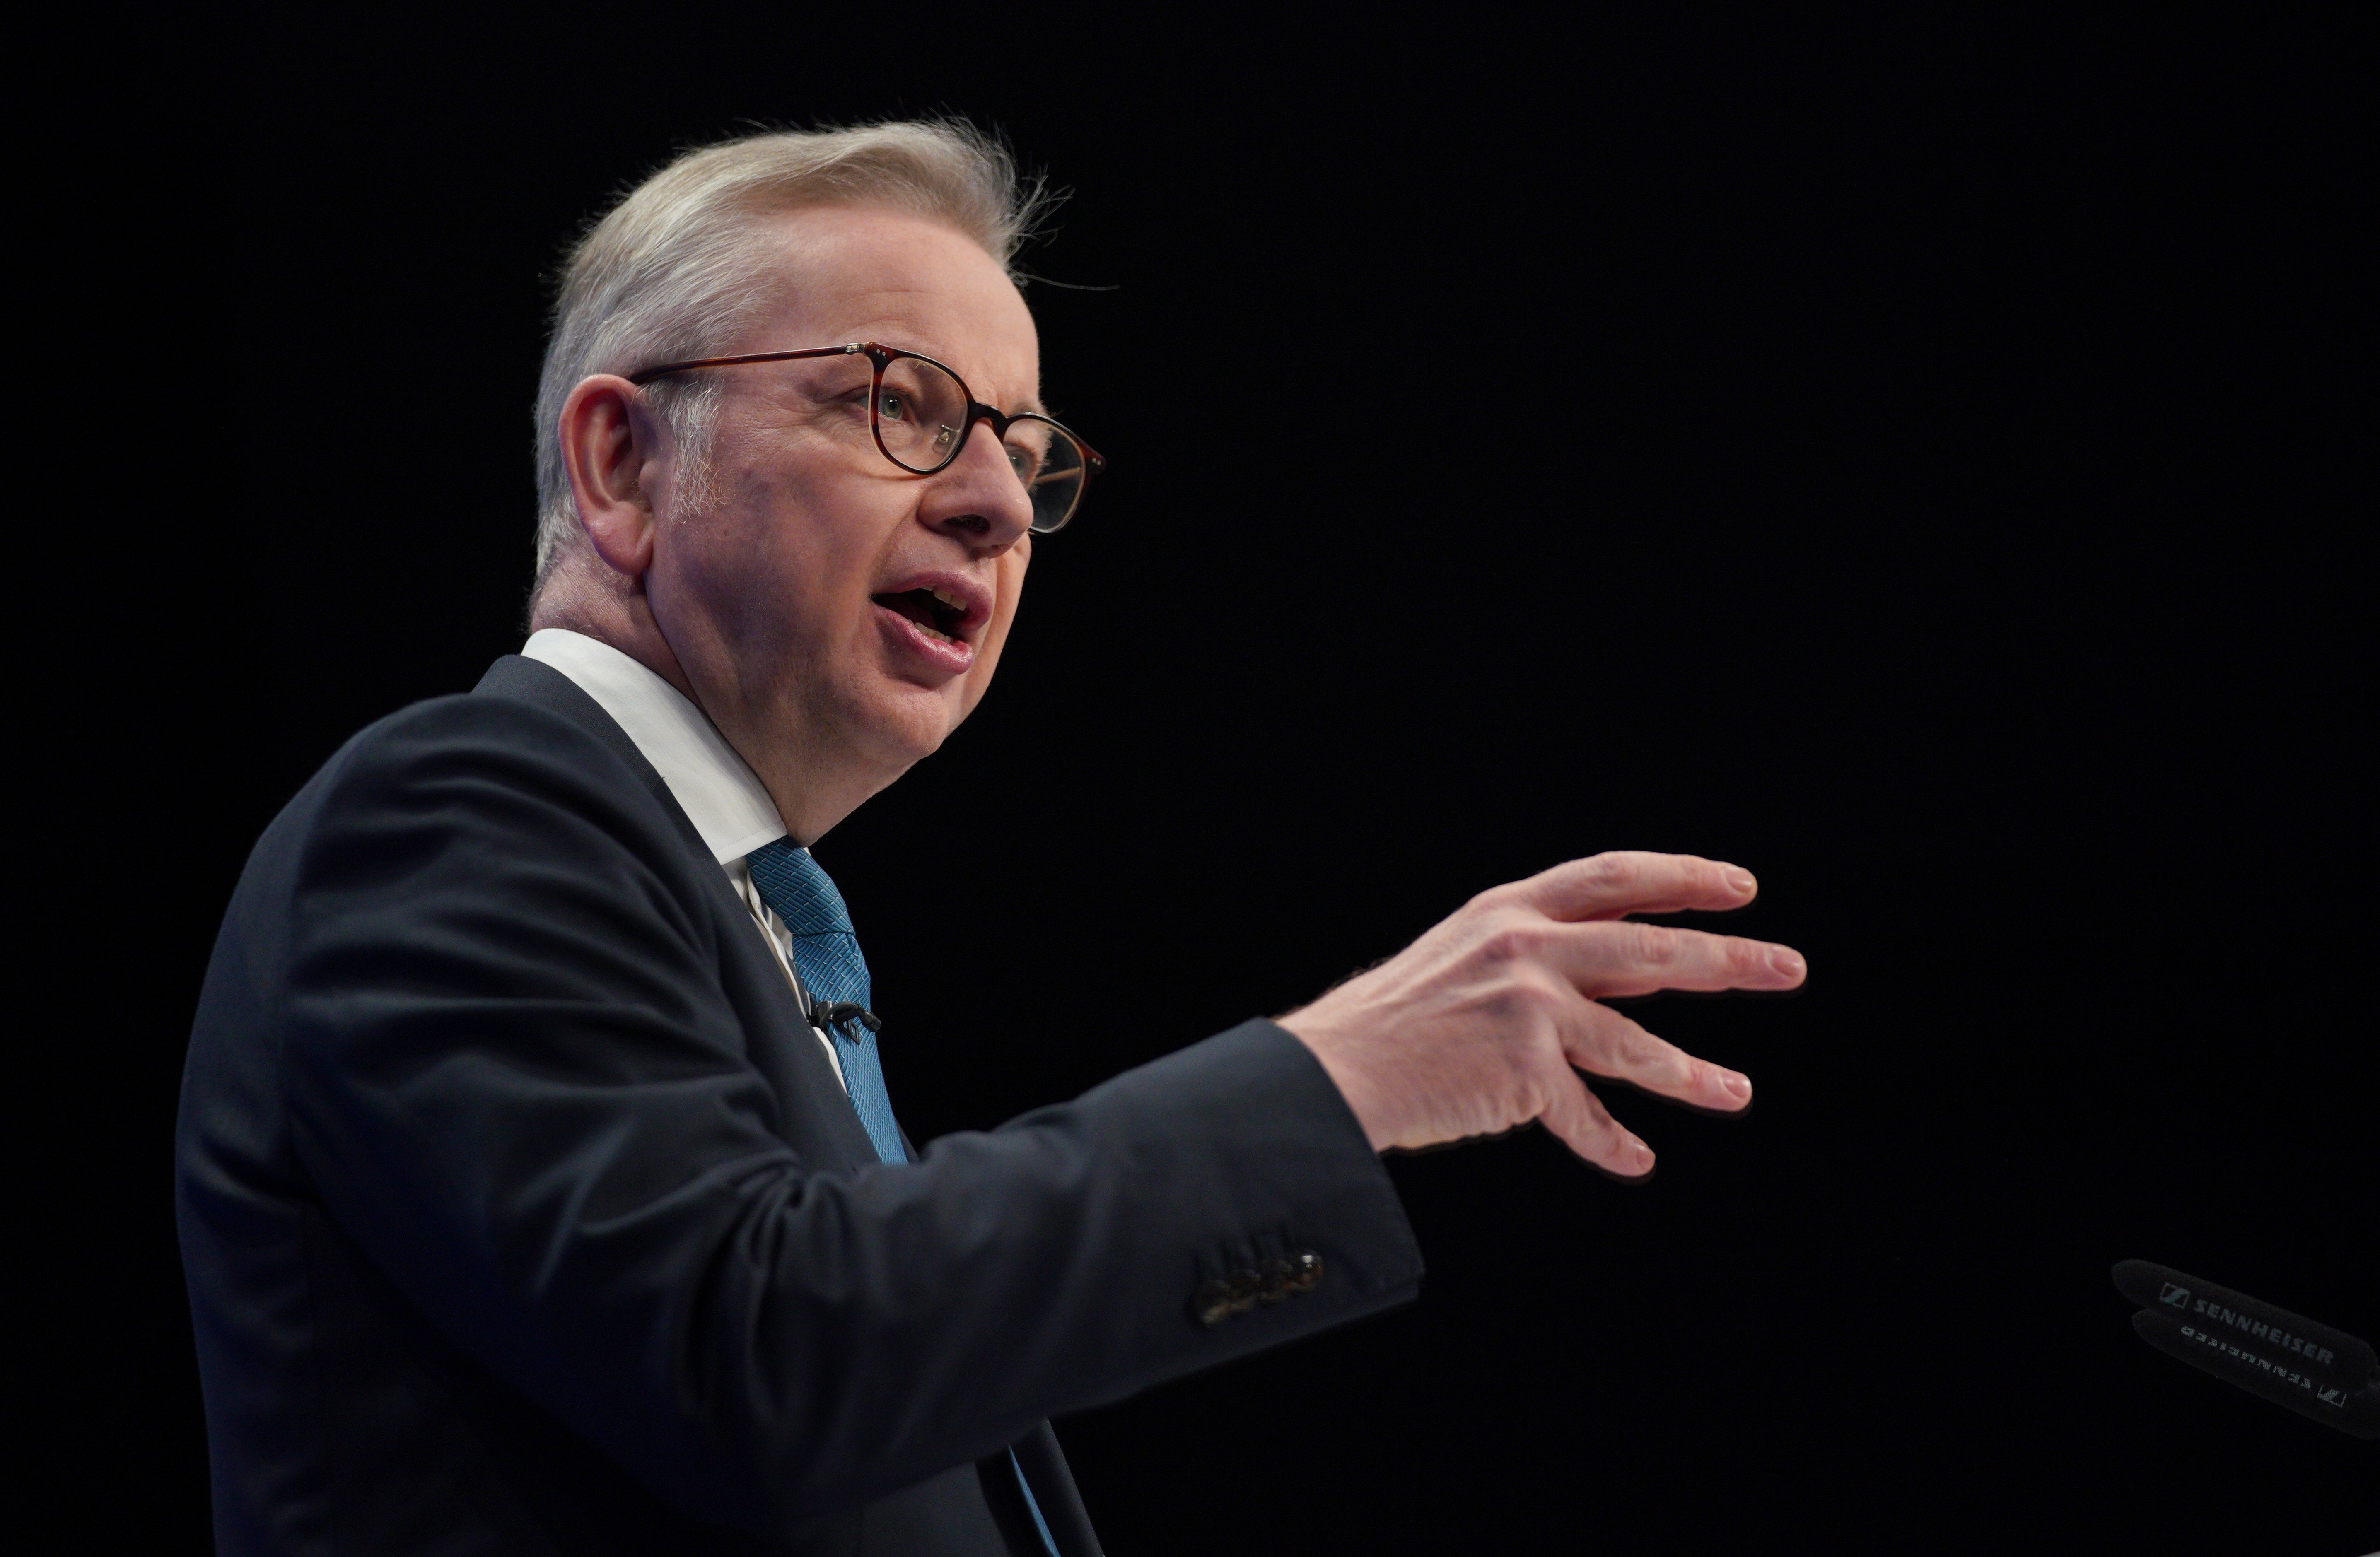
[878,388,911,422]
[1004,429,1052,483]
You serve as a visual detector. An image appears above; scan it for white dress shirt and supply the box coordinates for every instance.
[521,628,847,1091]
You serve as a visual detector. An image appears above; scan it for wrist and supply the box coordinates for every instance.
[1278,1017,1395,1154]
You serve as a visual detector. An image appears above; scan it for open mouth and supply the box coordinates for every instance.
[871,586,972,646]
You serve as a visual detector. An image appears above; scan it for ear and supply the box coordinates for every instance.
[558,374,668,578]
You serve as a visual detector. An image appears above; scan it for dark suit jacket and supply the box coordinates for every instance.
[176,655,1424,1555]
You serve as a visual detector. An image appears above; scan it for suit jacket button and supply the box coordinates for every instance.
[1256,1258,1293,1302]
[1226,1268,1260,1315]
[1289,1251,1323,1293]
[1195,1280,1235,1327]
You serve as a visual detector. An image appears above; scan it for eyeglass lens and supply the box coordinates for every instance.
[874,356,1087,533]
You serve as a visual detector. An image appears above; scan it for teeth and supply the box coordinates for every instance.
[929,586,967,614]
[910,616,955,644]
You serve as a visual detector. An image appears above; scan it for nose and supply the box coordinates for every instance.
[919,419,1034,552]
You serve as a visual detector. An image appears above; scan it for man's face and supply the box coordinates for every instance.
[642,205,1042,804]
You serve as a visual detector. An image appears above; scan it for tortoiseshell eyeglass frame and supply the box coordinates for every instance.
[625,340,1105,533]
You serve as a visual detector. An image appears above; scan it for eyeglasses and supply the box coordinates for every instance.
[627,341,1105,533]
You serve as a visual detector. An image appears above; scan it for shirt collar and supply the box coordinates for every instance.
[520,629,787,863]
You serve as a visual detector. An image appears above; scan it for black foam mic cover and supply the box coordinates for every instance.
[2113,1259,2378,1395]
[2129,1309,2380,1439]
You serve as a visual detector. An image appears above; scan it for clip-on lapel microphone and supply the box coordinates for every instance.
[810,1000,882,1034]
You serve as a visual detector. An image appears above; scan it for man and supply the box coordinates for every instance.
[178,121,1806,1556]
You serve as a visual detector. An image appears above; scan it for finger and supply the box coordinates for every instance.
[1536,1066,1655,1177]
[1559,1000,1753,1113]
[1507,851,1759,922]
[1549,919,1807,998]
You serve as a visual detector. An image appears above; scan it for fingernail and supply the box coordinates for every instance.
[1723,866,1756,895]
[1721,1073,1751,1102]
[1769,948,1805,978]
[1633,1141,1654,1171]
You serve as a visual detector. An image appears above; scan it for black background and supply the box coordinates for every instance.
[35,6,2373,1553]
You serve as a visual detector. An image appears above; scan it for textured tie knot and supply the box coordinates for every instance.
[745,837,854,936]
[746,839,870,1011]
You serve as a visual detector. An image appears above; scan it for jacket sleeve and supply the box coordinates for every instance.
[277,695,1424,1533]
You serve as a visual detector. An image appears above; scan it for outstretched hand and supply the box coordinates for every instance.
[1276,852,1806,1176]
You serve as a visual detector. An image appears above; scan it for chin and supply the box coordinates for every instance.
[857,686,969,768]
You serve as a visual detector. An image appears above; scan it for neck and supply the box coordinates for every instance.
[530,553,891,845]
[531,550,696,701]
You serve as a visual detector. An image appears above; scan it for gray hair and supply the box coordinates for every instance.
[530,119,1049,587]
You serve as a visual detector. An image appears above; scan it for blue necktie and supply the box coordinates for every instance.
[741,839,1062,1557]
[744,838,907,1165]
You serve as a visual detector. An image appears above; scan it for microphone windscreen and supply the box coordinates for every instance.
[2129,1310,2380,1439]
[2113,1259,2377,1393]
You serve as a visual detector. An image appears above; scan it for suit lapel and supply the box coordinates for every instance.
[472,655,882,1171]
[476,657,1101,1555]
